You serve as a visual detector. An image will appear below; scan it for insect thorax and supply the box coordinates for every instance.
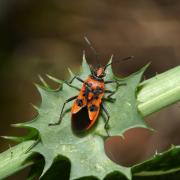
[82,77,104,101]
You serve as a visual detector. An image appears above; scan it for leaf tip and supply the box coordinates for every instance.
[40,157,54,178]
[30,103,40,112]
[1,136,22,142]
[46,74,63,84]
[1,135,9,140]
[108,54,113,64]
[170,144,176,149]
[142,62,151,72]
[38,74,49,88]
[11,123,23,128]
[67,68,74,78]
[82,50,87,64]
[34,83,48,96]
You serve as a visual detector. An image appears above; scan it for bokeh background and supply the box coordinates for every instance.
[0,0,180,179]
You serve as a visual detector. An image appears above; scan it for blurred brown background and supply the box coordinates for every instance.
[0,0,180,179]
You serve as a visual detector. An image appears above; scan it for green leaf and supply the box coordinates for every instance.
[19,54,149,179]
[101,62,150,136]
[132,145,180,177]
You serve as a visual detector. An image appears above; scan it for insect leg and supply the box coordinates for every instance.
[69,76,84,84]
[66,76,94,92]
[104,90,116,98]
[105,80,117,84]
[25,138,41,153]
[105,80,126,92]
[49,95,78,126]
[105,80,126,86]
[65,76,85,90]
[101,103,110,136]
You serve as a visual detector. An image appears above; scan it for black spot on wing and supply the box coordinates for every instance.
[76,99,83,107]
[89,105,98,112]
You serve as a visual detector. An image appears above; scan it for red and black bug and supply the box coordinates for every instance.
[49,38,133,135]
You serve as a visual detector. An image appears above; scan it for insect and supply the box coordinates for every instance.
[49,38,133,135]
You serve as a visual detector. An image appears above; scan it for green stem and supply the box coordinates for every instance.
[0,66,179,179]
[138,65,180,116]
[0,141,35,179]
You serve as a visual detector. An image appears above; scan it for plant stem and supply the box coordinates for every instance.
[0,66,179,179]
[138,65,180,117]
[0,141,35,179]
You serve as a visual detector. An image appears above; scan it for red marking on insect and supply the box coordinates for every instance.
[71,69,106,131]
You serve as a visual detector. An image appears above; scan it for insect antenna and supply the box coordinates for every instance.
[84,36,100,67]
[104,56,134,70]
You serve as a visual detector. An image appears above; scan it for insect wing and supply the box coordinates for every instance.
[87,99,101,129]
[71,92,87,114]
